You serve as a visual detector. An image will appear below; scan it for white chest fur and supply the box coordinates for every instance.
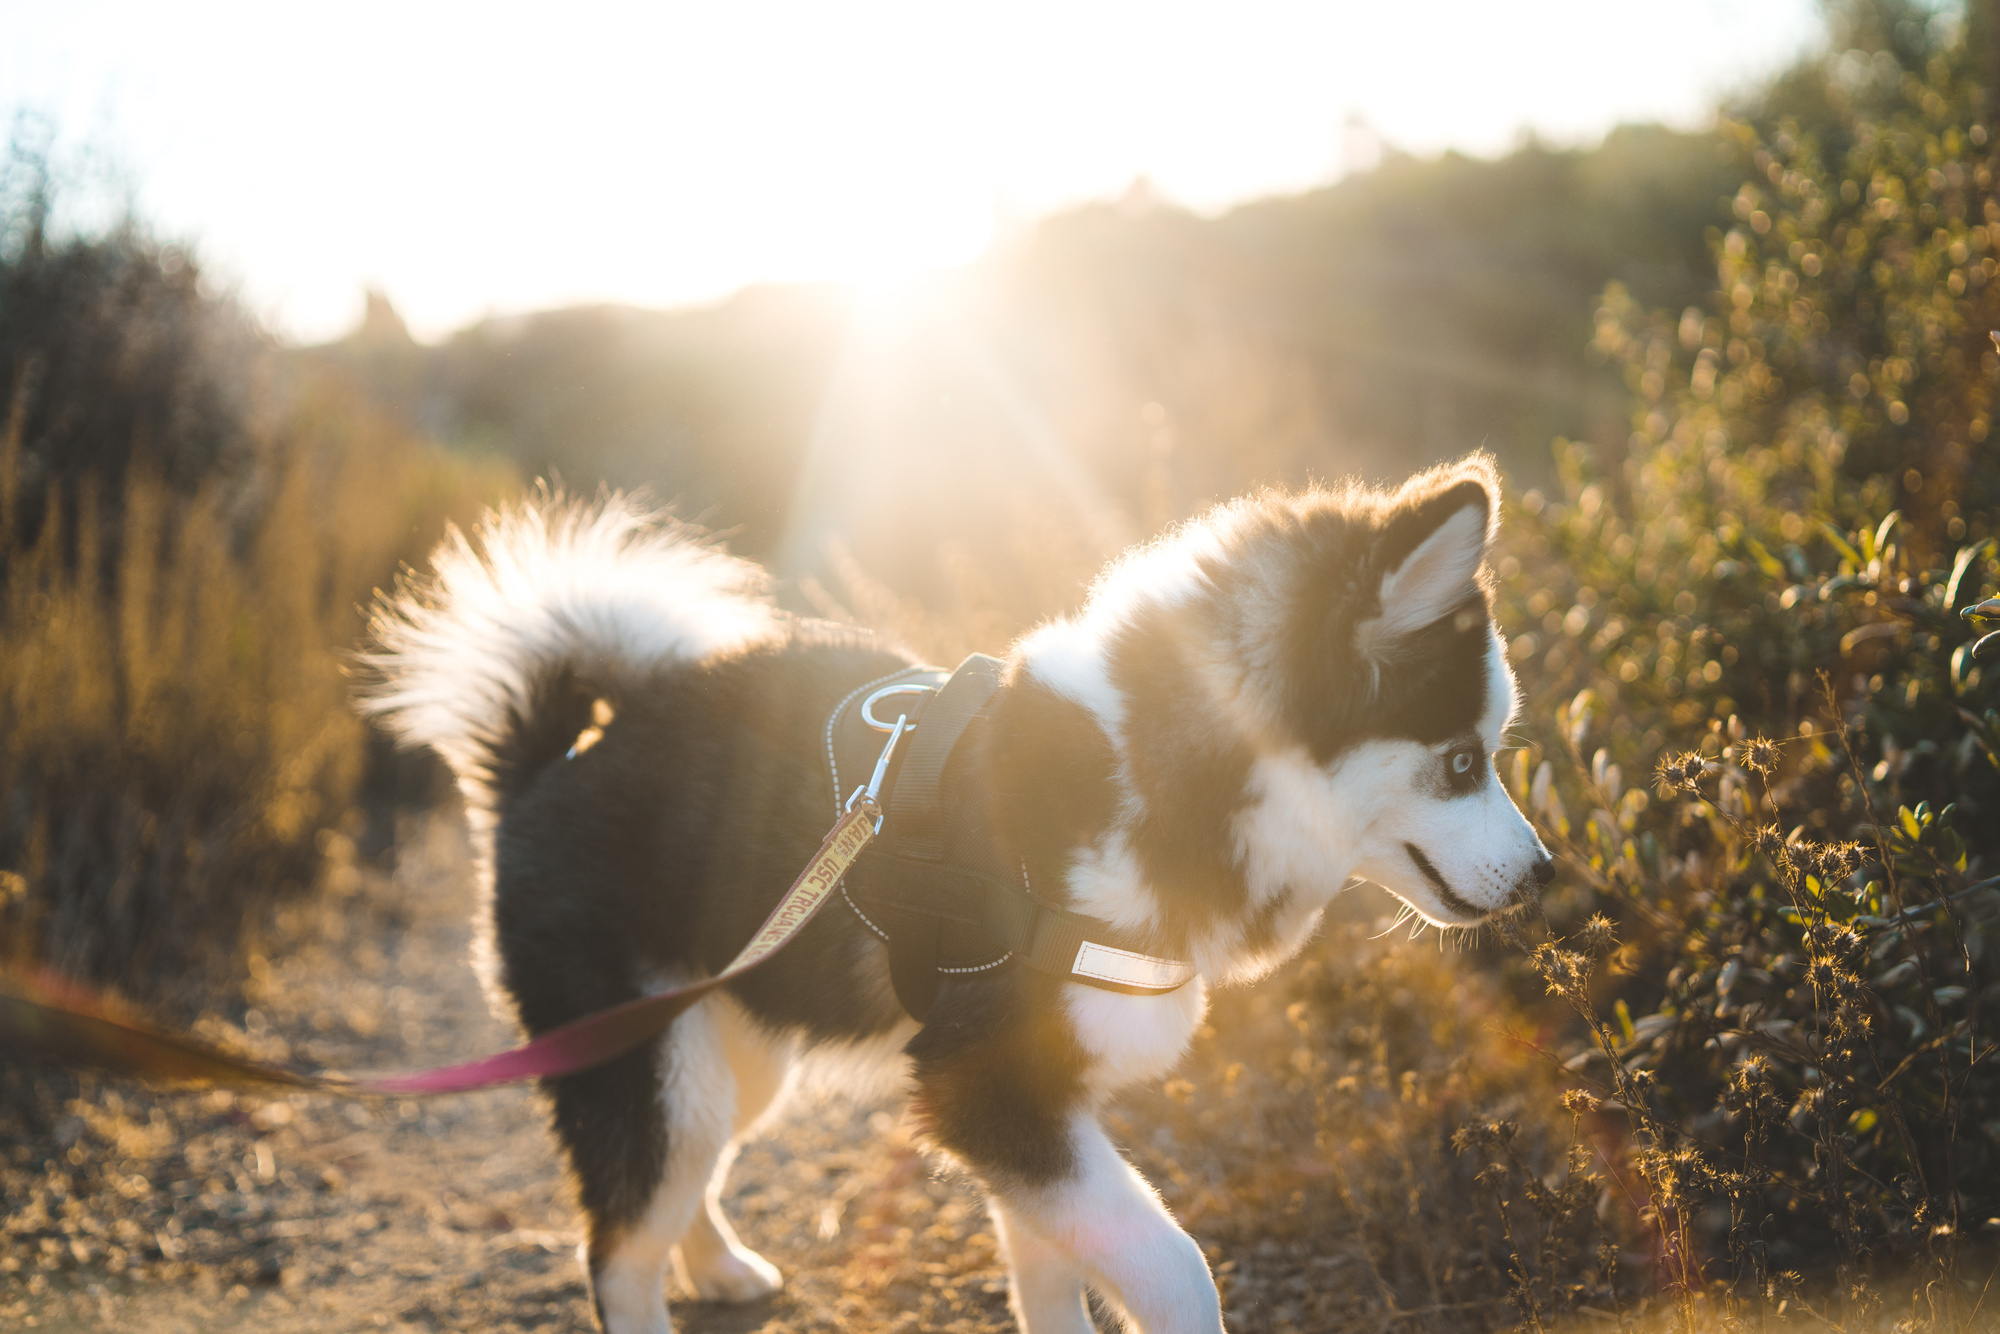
[1065,976,1211,1103]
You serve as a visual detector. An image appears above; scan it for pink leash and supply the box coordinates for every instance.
[0,805,879,1097]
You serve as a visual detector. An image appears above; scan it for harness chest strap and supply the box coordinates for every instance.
[832,654,1195,1016]
[984,884,1198,992]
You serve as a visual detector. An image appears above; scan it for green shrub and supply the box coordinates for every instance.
[1482,5,2000,1322]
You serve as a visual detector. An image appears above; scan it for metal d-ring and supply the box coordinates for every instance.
[861,682,935,733]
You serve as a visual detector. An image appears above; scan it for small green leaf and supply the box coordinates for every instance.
[1615,998,1635,1045]
[1940,825,1960,857]
[1872,511,1901,561]
[1944,541,1991,611]
[1745,537,1785,579]
[1900,806,1922,841]
[1848,1107,1879,1134]
[1819,522,1863,570]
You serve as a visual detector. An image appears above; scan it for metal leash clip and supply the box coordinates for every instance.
[845,681,936,831]
[844,715,907,831]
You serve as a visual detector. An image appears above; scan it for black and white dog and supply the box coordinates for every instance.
[365,455,1552,1334]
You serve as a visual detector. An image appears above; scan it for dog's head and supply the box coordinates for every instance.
[1176,452,1552,928]
[1257,455,1550,925]
[1011,453,1552,954]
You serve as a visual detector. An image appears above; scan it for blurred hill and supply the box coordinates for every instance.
[321,284,852,556]
[313,124,1747,605]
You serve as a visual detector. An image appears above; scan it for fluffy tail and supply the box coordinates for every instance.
[362,491,779,811]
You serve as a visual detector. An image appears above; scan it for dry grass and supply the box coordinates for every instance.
[0,369,512,1010]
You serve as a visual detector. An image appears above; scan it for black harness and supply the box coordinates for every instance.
[826,654,1195,1021]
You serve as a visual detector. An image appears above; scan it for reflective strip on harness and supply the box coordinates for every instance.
[1003,883,1195,995]
[1070,941,1197,992]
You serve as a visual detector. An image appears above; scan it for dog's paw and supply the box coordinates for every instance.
[683,1244,782,1303]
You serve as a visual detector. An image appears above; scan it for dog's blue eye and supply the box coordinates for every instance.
[1451,750,1474,775]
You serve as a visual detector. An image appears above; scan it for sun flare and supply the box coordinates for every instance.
[1,0,1817,340]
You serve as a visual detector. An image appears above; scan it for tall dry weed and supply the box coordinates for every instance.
[0,371,511,1010]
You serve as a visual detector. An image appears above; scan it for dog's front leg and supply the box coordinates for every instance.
[993,1115,1221,1334]
[990,1198,1094,1334]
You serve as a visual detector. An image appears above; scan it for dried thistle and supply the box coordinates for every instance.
[1574,914,1618,955]
[1740,736,1782,776]
[1817,841,1862,882]
[1658,750,1709,793]
[1752,823,1788,863]
[1533,945,1593,997]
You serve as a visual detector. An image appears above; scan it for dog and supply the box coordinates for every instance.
[363,453,1553,1334]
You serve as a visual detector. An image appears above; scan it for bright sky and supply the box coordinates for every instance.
[2,0,1822,343]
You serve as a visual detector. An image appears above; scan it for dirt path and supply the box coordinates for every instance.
[3,818,1023,1333]
[4,814,1963,1333]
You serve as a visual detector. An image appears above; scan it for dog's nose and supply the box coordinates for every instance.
[1529,856,1556,889]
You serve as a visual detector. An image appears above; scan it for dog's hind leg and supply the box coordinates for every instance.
[669,996,794,1302]
[576,995,740,1334]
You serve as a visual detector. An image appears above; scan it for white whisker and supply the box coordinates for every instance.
[1371,904,1419,940]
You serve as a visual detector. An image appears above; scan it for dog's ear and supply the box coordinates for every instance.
[1363,465,1496,650]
